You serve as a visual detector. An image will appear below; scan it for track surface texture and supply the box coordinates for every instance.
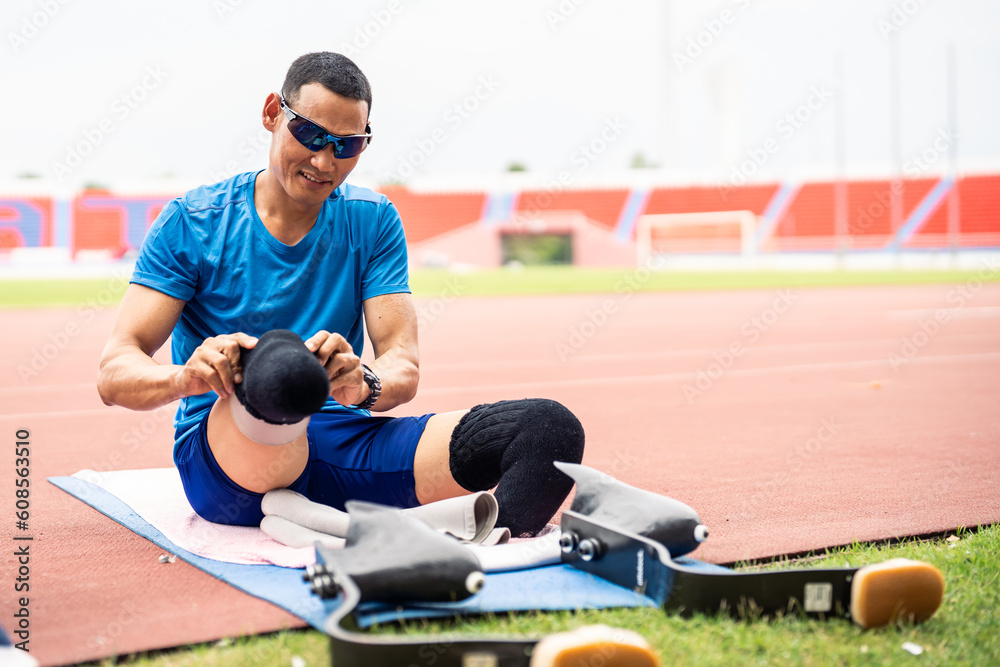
[1,282,998,665]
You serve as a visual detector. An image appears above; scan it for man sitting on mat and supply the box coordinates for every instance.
[96,52,584,537]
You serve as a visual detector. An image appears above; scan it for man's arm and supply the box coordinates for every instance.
[305,292,419,411]
[362,292,420,410]
[97,283,257,411]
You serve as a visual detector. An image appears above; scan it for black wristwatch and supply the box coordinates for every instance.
[353,364,382,410]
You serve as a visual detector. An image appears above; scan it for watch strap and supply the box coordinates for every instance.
[354,363,381,410]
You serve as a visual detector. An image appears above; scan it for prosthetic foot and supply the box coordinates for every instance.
[850,558,945,628]
[231,329,329,445]
[555,461,708,558]
[307,501,485,603]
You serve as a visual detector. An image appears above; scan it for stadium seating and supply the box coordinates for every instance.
[1,175,998,261]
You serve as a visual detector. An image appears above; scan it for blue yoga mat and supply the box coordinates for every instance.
[49,475,729,631]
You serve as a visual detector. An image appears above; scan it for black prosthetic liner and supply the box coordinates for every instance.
[231,329,330,444]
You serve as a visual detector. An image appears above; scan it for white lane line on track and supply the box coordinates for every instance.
[0,382,98,397]
[886,306,1000,320]
[415,351,1000,396]
[4,351,998,416]
[422,332,1000,372]
[0,407,149,420]
[4,333,997,389]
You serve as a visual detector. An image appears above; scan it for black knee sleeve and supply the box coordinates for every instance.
[448,398,585,536]
[448,399,530,492]
[233,329,330,425]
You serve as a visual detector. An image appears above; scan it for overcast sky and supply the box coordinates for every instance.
[2,0,998,193]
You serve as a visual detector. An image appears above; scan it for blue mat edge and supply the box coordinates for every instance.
[48,475,675,631]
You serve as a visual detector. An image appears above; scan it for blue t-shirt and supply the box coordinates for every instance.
[131,171,410,442]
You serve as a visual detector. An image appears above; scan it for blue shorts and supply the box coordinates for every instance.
[174,409,434,526]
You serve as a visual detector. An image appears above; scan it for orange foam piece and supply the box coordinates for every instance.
[850,558,945,629]
[530,625,660,667]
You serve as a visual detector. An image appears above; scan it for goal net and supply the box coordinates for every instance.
[635,210,758,266]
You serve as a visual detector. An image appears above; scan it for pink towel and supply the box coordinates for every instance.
[72,468,315,568]
[72,467,560,571]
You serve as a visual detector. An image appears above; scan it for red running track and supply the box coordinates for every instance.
[1,282,998,665]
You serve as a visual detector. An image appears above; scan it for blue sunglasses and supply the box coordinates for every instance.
[280,96,372,158]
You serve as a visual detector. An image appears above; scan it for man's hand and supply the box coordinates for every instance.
[305,330,368,407]
[176,333,258,399]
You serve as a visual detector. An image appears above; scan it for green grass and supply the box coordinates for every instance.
[91,524,999,666]
[0,274,132,308]
[410,265,1000,297]
[3,266,999,308]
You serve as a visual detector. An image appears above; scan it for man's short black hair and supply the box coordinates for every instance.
[281,52,372,117]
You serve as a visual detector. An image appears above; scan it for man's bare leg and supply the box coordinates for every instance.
[206,395,310,494]
[413,409,470,504]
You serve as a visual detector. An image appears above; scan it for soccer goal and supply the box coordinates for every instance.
[635,210,758,266]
